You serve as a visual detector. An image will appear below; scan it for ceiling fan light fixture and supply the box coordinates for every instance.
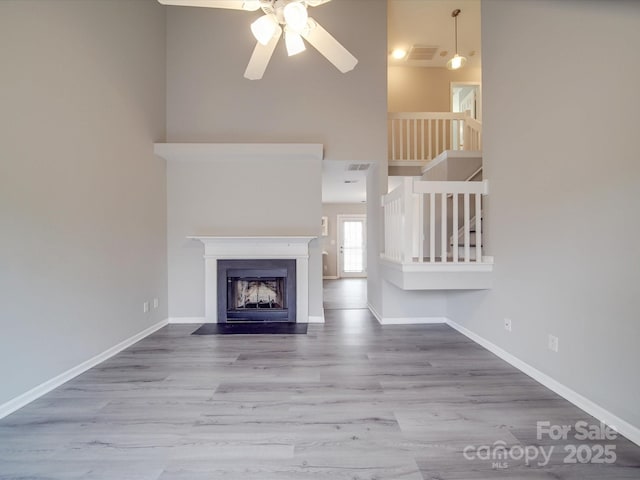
[283,1,308,33]
[285,29,306,56]
[251,14,279,45]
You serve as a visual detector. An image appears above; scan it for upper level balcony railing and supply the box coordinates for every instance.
[388,111,482,164]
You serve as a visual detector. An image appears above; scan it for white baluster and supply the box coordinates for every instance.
[391,119,396,161]
[429,192,435,262]
[464,193,470,262]
[399,120,404,161]
[441,192,447,263]
[405,120,410,161]
[428,120,433,160]
[475,193,482,262]
[453,193,459,263]
[420,119,425,162]
[403,177,414,262]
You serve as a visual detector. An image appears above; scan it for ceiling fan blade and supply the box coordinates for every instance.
[244,27,282,80]
[157,0,261,11]
[301,18,357,73]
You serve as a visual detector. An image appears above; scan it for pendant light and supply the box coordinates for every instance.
[446,9,467,70]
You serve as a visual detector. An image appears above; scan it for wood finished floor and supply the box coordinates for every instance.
[1,309,639,478]
[322,278,367,310]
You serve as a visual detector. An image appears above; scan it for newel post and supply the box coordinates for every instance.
[402,176,414,262]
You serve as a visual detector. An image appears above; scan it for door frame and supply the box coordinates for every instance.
[337,214,367,278]
[450,81,482,121]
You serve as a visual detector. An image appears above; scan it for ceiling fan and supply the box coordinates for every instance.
[158,0,358,80]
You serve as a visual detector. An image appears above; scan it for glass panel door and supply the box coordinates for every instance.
[338,215,366,278]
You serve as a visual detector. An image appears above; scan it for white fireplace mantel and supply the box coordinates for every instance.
[189,236,315,323]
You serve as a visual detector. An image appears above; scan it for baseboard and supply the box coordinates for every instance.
[168,316,208,324]
[366,303,446,325]
[367,302,383,323]
[0,318,169,420]
[445,318,640,447]
[378,316,448,325]
[308,314,325,324]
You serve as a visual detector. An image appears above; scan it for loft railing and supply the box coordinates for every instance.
[382,177,490,264]
[388,111,482,163]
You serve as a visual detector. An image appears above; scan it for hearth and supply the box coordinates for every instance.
[217,259,296,323]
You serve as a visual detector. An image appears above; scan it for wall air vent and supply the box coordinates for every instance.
[407,45,439,61]
[347,163,370,171]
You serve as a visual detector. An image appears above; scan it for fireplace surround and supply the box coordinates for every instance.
[217,259,296,323]
[189,236,314,323]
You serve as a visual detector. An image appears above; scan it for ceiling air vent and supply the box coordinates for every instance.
[407,45,439,61]
[347,163,370,171]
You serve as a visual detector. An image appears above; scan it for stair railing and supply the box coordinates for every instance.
[388,110,482,163]
[382,178,489,264]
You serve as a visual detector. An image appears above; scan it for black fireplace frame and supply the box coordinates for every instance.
[217,259,296,323]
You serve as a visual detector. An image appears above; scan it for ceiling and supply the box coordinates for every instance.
[388,0,481,68]
[322,0,481,204]
[322,161,371,204]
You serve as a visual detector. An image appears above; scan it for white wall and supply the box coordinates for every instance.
[165,0,387,320]
[448,0,640,432]
[0,0,167,405]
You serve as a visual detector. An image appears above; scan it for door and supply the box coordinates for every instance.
[451,82,481,149]
[337,214,367,278]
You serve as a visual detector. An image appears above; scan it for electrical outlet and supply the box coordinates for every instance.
[504,318,512,332]
[143,301,149,313]
[153,298,159,309]
[548,334,559,353]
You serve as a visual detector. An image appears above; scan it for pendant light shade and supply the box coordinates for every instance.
[447,53,466,70]
[447,9,467,70]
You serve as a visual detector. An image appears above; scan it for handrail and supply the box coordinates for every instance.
[388,110,482,163]
[382,178,489,264]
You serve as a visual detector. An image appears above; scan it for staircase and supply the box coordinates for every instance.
[381,112,493,291]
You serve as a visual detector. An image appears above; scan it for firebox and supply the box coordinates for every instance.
[217,259,296,323]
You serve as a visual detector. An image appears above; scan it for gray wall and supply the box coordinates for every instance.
[448,0,640,431]
[0,0,167,405]
[167,157,322,319]
[165,0,387,320]
[321,203,367,278]
[166,0,387,161]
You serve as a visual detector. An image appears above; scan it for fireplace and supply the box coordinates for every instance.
[217,259,296,323]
